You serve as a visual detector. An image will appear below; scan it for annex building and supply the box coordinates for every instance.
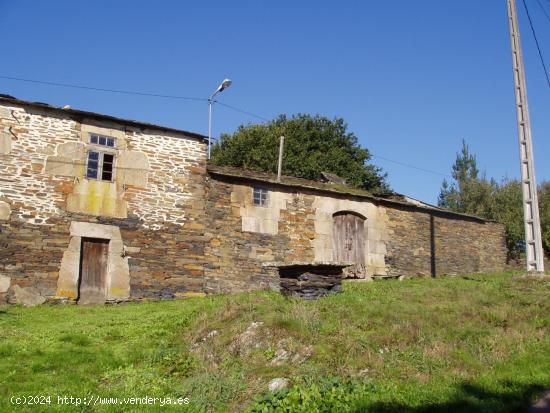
[0,95,507,305]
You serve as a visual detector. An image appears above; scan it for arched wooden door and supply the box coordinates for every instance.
[332,212,365,268]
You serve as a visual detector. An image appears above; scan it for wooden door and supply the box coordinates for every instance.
[78,238,109,305]
[332,213,365,266]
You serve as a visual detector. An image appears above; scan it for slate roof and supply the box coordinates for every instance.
[207,164,494,223]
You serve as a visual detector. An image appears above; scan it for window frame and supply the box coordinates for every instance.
[86,133,117,182]
[252,186,269,207]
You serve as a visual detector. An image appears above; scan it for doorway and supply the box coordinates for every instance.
[78,238,109,305]
[332,212,366,274]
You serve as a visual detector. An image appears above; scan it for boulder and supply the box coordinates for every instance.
[12,285,46,307]
[268,378,289,392]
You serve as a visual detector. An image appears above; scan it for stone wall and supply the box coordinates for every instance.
[203,175,314,293]
[0,102,207,304]
[0,100,509,305]
[385,206,507,277]
[204,173,508,293]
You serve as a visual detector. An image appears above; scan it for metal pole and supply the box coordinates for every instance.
[507,0,545,273]
[277,135,284,181]
[208,99,213,159]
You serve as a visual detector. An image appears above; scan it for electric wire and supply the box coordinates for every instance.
[0,74,453,179]
[0,75,206,101]
[522,0,550,88]
[215,101,270,121]
[370,154,452,179]
[0,74,271,121]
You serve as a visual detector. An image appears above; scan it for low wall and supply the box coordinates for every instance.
[385,206,507,277]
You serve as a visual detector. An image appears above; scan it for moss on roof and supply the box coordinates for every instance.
[206,164,494,223]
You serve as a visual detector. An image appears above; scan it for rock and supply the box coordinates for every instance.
[229,322,266,355]
[268,378,289,392]
[271,339,313,365]
[12,285,46,306]
[205,330,219,339]
[358,368,370,378]
[271,347,290,365]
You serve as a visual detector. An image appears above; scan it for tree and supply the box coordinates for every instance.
[491,180,550,259]
[211,114,389,192]
[539,182,550,255]
[438,140,496,217]
[439,140,549,260]
[491,179,524,258]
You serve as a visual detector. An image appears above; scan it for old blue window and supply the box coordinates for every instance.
[253,187,268,207]
[90,134,115,147]
[86,134,116,181]
[86,152,114,181]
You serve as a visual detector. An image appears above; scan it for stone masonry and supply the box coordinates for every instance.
[0,96,508,305]
[0,97,207,305]
[204,165,507,290]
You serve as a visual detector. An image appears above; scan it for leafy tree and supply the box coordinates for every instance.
[539,182,550,255]
[211,114,389,192]
[491,179,524,258]
[491,180,550,258]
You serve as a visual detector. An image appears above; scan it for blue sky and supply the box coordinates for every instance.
[1,0,549,203]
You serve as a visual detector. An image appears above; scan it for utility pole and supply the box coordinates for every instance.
[507,0,545,273]
[277,136,284,182]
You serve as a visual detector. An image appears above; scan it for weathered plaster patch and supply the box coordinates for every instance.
[0,275,11,293]
[116,151,150,188]
[45,141,86,177]
[66,179,128,218]
[0,107,15,120]
[56,221,130,302]
[0,131,11,154]
[0,201,11,220]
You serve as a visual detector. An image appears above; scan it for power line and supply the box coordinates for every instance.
[0,73,273,121]
[0,75,206,101]
[0,73,453,179]
[215,101,269,121]
[521,0,550,88]
[370,154,452,179]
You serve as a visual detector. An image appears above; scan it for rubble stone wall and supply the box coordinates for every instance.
[0,102,207,304]
[385,206,507,277]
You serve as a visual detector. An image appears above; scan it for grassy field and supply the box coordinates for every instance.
[2,273,550,412]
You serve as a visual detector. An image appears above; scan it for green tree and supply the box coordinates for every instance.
[491,179,524,258]
[539,182,550,255]
[439,140,549,260]
[438,140,496,217]
[211,114,389,192]
[491,180,550,258]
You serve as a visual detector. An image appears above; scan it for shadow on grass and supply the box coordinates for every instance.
[352,381,546,413]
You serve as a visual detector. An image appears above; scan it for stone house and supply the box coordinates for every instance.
[0,95,507,305]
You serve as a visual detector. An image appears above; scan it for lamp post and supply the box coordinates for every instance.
[208,78,232,159]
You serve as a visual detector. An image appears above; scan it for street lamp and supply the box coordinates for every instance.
[208,78,232,159]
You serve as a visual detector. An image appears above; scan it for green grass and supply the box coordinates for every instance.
[2,273,550,412]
